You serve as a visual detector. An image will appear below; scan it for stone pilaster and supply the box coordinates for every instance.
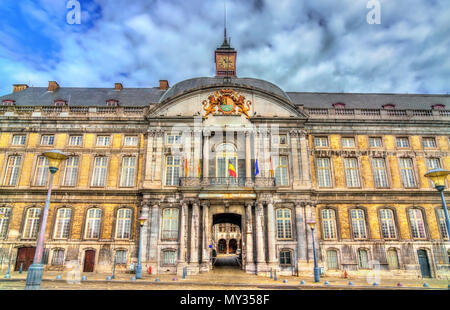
[245,130,254,186]
[263,129,271,178]
[176,201,188,275]
[150,129,164,188]
[140,201,150,262]
[254,130,262,180]
[290,130,302,188]
[201,130,211,184]
[299,130,311,185]
[295,201,309,274]
[148,202,160,273]
[266,200,277,267]
[245,202,256,273]
[201,203,210,271]
[142,131,154,188]
[190,201,200,267]
[255,202,267,274]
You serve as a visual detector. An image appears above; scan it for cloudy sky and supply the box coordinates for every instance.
[0,0,449,96]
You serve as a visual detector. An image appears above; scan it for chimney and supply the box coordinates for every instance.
[13,84,29,93]
[159,80,169,90]
[48,81,60,92]
[114,83,123,90]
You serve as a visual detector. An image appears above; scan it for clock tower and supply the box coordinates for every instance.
[215,30,237,77]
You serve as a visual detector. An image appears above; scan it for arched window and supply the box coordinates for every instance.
[408,209,426,239]
[51,249,65,265]
[387,248,399,269]
[276,208,292,239]
[162,208,179,240]
[322,209,337,240]
[436,208,449,239]
[379,209,397,239]
[53,208,72,239]
[115,208,132,239]
[326,249,338,269]
[162,249,176,266]
[279,249,293,266]
[23,208,41,239]
[351,209,367,239]
[0,207,12,239]
[215,143,237,183]
[357,249,369,269]
[84,208,102,239]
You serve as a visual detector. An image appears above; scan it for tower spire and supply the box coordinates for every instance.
[223,0,229,46]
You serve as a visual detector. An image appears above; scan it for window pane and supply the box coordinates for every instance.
[0,207,12,238]
[162,208,179,239]
[351,209,367,239]
[23,208,41,239]
[344,158,360,187]
[357,249,369,269]
[380,209,397,239]
[342,138,355,148]
[120,157,136,187]
[63,156,79,186]
[322,209,337,239]
[51,249,65,265]
[34,156,49,186]
[317,158,332,187]
[327,250,338,269]
[91,157,107,186]
[4,155,22,186]
[399,158,416,188]
[54,208,72,239]
[69,135,82,146]
[276,208,292,239]
[85,208,102,239]
[12,135,26,145]
[387,249,399,269]
[372,158,388,188]
[437,209,448,239]
[409,209,426,239]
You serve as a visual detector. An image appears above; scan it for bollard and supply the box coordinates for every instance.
[131,276,136,281]
[274,270,277,281]
[155,278,160,282]
[324,280,329,285]
[19,263,23,274]
[373,282,378,286]
[300,280,305,285]
[397,283,403,287]
[81,276,87,281]
[4,263,11,279]
[348,281,354,286]
[173,277,177,281]
[106,276,112,281]
[182,267,187,279]
[56,275,62,280]
[423,283,429,288]
[283,279,288,283]
[270,269,273,279]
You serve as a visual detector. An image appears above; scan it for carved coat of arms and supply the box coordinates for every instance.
[203,89,252,119]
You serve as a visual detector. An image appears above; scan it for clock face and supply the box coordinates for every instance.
[217,54,235,71]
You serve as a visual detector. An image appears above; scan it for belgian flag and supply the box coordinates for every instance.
[228,162,237,178]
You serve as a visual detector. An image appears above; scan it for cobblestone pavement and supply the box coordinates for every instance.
[0,267,448,290]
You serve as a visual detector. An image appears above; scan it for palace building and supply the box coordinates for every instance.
[0,36,449,279]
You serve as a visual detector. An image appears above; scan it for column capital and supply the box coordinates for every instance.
[299,129,308,138]
[140,200,151,208]
[203,129,211,137]
[289,129,300,137]
[245,201,254,208]
[201,201,210,208]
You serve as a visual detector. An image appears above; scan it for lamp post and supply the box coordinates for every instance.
[25,150,68,290]
[136,215,147,279]
[425,168,450,238]
[307,220,320,283]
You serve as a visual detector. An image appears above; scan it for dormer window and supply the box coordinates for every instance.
[382,104,395,110]
[2,100,15,106]
[332,102,346,109]
[431,104,445,110]
[106,99,119,107]
[54,99,67,107]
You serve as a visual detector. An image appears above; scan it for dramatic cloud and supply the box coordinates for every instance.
[0,0,449,95]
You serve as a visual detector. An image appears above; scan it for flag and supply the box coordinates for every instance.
[255,159,259,176]
[184,159,188,177]
[228,162,237,178]
[269,157,274,177]
[198,159,201,179]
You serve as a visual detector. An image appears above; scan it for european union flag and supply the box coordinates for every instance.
[255,159,259,176]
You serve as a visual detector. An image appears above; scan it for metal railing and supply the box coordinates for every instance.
[179,177,276,187]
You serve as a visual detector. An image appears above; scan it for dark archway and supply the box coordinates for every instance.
[212,213,242,268]
[229,239,237,254]
[218,239,227,254]
[212,213,241,228]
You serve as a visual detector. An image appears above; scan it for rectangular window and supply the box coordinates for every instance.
[165,156,180,186]
[423,137,436,148]
[326,250,338,269]
[68,135,83,146]
[53,208,72,239]
[369,137,382,148]
[91,157,108,187]
[34,156,49,186]
[115,250,127,264]
[0,207,11,239]
[279,250,292,266]
[120,157,136,187]
[426,158,441,187]
[40,135,54,145]
[124,136,138,146]
[409,209,426,239]
[396,137,409,148]
[23,208,41,239]
[399,158,416,188]
[274,156,289,186]
[166,135,181,145]
[163,251,176,265]
[317,158,332,187]
[51,249,65,265]
[12,135,26,145]
[344,158,360,187]
[436,209,448,239]
[357,250,369,269]
[96,136,111,146]
[342,137,355,148]
[162,208,179,240]
[63,156,79,186]
[314,137,328,147]
[372,158,389,188]
[3,155,22,186]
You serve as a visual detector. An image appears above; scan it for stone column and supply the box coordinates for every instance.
[245,202,255,272]
[254,130,262,182]
[290,130,302,187]
[299,130,311,183]
[143,131,154,187]
[201,203,210,270]
[266,200,277,266]
[148,203,160,271]
[185,130,192,177]
[140,201,150,261]
[245,130,253,186]
[153,129,164,184]
[178,202,188,263]
[255,202,267,273]
[193,130,202,185]
[295,202,307,261]
[263,129,271,178]
[202,130,211,184]
[190,201,200,266]
[305,203,317,262]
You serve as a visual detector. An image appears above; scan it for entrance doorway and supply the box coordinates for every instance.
[211,213,242,268]
[15,247,36,271]
[417,249,431,278]
[83,250,95,272]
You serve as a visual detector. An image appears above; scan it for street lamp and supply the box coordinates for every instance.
[425,168,450,238]
[136,215,147,279]
[307,220,320,283]
[25,150,68,290]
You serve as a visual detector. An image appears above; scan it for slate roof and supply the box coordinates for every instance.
[1,78,449,110]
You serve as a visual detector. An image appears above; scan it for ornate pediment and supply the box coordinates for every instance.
[202,89,251,119]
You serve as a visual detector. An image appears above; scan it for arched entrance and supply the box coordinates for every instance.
[212,213,242,268]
